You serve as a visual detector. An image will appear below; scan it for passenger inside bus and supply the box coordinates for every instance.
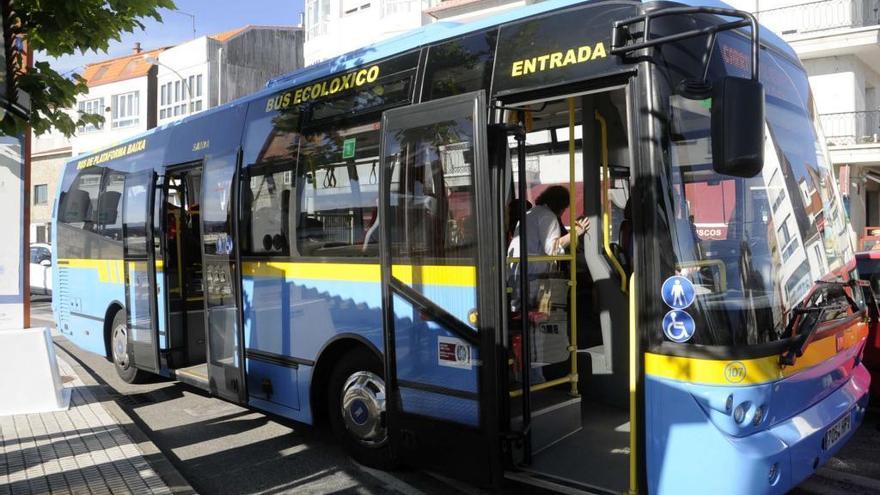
[504,89,632,491]
[508,185,590,278]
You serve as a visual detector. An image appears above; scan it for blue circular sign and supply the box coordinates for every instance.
[661,276,696,310]
[350,399,369,425]
[663,310,696,343]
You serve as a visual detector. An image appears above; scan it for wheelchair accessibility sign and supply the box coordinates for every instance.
[663,310,696,343]
[662,276,695,310]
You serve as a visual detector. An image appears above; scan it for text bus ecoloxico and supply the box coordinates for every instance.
[52,0,871,493]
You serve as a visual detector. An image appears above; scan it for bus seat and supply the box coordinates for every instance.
[96,191,121,225]
[62,189,92,223]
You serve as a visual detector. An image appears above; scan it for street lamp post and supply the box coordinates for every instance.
[143,55,194,112]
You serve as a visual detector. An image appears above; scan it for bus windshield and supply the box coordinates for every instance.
[660,32,856,349]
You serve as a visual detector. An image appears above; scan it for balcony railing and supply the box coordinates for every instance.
[756,0,880,36]
[819,110,880,145]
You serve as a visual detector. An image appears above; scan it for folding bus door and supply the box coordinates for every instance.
[200,152,247,403]
[378,91,505,485]
[122,170,161,373]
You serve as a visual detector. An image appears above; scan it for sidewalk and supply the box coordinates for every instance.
[0,358,173,495]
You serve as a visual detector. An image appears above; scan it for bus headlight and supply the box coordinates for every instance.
[726,395,734,413]
[734,403,748,424]
[752,405,765,426]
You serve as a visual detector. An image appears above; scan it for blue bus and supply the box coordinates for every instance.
[52,0,872,493]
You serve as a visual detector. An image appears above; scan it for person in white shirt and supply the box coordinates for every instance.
[508,185,589,384]
[508,185,590,275]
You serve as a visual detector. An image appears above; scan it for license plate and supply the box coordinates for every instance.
[823,411,852,450]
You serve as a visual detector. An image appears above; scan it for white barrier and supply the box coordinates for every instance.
[0,327,71,416]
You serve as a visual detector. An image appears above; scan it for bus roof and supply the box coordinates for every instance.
[265,0,796,90]
[67,0,797,165]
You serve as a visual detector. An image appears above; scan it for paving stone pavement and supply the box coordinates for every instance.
[0,358,171,495]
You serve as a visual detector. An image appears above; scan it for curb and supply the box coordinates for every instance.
[814,467,880,491]
[53,342,197,494]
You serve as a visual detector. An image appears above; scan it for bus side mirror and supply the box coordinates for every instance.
[711,77,764,178]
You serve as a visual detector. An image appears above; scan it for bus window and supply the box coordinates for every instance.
[96,171,125,241]
[296,121,381,257]
[422,30,497,101]
[659,31,856,347]
[58,166,104,231]
[383,117,476,259]
[243,164,296,256]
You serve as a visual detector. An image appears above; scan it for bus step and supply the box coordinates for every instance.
[174,364,210,391]
[513,395,582,455]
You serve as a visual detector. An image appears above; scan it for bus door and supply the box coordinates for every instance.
[200,152,247,403]
[378,91,505,484]
[122,170,162,373]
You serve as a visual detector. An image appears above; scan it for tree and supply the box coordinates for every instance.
[5,0,175,137]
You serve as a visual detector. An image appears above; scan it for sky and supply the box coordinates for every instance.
[43,0,305,75]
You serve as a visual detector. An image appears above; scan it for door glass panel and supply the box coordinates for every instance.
[122,171,159,371]
[201,153,242,396]
[382,106,481,425]
[385,118,477,264]
[123,174,150,258]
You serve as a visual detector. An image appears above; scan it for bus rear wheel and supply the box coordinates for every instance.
[110,310,148,384]
[327,348,397,470]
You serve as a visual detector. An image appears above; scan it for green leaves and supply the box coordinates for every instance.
[6,0,176,137]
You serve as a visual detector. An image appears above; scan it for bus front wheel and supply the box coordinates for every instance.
[110,310,148,384]
[327,347,397,470]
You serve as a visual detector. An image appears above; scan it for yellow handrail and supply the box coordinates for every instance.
[596,110,628,293]
[567,97,579,397]
[509,375,574,398]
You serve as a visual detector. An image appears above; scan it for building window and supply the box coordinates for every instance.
[111,91,140,128]
[161,74,205,120]
[343,0,371,15]
[77,97,104,133]
[306,0,331,39]
[35,225,48,244]
[34,184,48,205]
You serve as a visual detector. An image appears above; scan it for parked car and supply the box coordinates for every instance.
[29,243,52,296]
[855,250,880,399]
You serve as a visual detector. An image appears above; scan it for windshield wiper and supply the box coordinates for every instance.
[780,279,865,366]
[779,305,826,367]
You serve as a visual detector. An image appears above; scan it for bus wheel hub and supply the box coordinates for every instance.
[341,371,386,445]
[112,324,129,368]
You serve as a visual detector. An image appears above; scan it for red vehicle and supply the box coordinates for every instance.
[856,250,880,399]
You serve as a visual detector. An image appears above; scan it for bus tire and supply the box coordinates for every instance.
[327,347,397,470]
[110,309,148,384]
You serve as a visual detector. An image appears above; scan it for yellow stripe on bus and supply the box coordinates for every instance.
[62,258,477,287]
[60,259,122,284]
[646,321,868,386]
[241,261,476,287]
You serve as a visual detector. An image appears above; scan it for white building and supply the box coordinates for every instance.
[304,0,433,65]
[30,127,72,244]
[156,25,304,124]
[72,45,166,155]
[303,0,540,64]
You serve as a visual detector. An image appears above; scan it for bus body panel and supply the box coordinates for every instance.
[54,256,126,356]
[646,343,871,494]
[241,262,480,425]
